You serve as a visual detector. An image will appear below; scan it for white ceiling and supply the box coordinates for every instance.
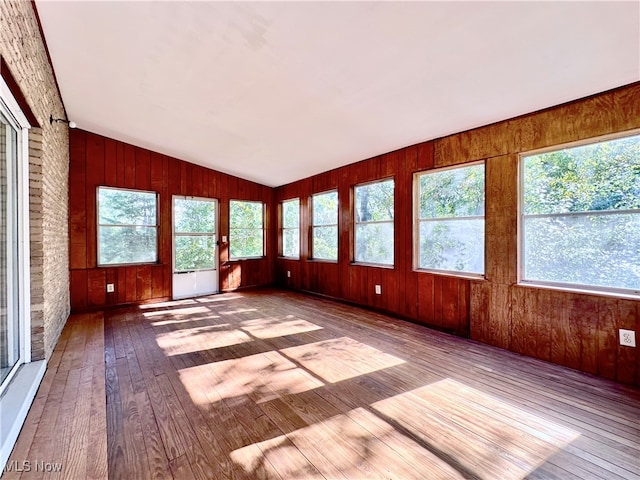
[37,1,639,188]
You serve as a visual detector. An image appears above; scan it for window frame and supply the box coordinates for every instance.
[229,199,266,260]
[518,129,640,298]
[280,197,300,259]
[352,177,395,267]
[310,189,339,262]
[0,76,32,397]
[96,186,160,267]
[413,161,486,278]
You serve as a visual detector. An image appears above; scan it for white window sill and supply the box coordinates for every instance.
[0,360,46,472]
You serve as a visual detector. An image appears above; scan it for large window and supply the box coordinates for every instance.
[97,187,158,265]
[229,200,264,258]
[521,132,640,294]
[415,163,485,275]
[281,198,300,258]
[311,190,338,261]
[354,179,394,265]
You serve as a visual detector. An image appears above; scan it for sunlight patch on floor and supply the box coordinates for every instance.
[239,316,322,339]
[142,306,211,318]
[155,325,251,356]
[370,378,581,479]
[220,308,258,315]
[230,406,464,479]
[194,294,243,303]
[180,350,324,404]
[137,299,197,309]
[280,337,405,383]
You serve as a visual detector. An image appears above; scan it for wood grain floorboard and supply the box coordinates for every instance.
[5,289,640,479]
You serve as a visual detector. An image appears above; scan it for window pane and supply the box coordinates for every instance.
[175,235,215,271]
[230,201,263,229]
[229,200,264,258]
[355,223,394,265]
[1,114,20,385]
[524,213,640,290]
[283,228,300,258]
[355,180,394,222]
[174,199,215,233]
[419,219,484,274]
[312,225,337,260]
[419,165,484,219]
[99,226,157,265]
[524,135,640,215]
[312,191,338,226]
[98,188,157,225]
[230,229,264,258]
[282,199,300,229]
[522,134,640,292]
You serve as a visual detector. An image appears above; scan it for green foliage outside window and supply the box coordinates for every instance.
[355,179,394,265]
[523,134,640,291]
[98,187,157,265]
[174,198,216,271]
[312,191,338,260]
[417,164,485,274]
[282,198,300,258]
[230,200,264,258]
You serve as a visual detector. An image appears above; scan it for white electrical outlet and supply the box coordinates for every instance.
[222,235,227,243]
[287,270,291,278]
[619,329,636,347]
[106,283,115,293]
[375,284,381,295]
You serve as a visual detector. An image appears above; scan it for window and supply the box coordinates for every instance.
[311,190,338,260]
[521,132,640,294]
[354,179,394,265]
[229,200,264,258]
[173,197,216,271]
[281,198,300,258]
[97,187,158,265]
[415,163,485,275]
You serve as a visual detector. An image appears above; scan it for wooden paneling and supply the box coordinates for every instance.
[69,130,274,312]
[275,82,640,386]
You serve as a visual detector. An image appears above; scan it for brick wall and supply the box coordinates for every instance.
[0,1,70,360]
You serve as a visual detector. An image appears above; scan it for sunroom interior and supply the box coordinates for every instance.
[1,1,639,479]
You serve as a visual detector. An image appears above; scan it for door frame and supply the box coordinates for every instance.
[171,195,220,300]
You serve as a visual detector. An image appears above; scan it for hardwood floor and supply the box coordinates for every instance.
[4,289,640,479]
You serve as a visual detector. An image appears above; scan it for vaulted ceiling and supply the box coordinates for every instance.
[37,1,639,187]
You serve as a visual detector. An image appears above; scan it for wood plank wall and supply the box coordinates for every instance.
[274,82,640,386]
[69,130,275,312]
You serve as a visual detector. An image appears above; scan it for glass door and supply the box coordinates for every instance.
[172,196,219,299]
[0,109,20,390]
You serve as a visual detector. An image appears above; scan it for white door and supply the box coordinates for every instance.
[172,196,218,299]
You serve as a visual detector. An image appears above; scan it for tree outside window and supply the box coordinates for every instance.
[229,200,264,259]
[416,163,485,275]
[98,187,158,265]
[354,179,394,265]
[312,191,338,260]
[281,198,300,258]
[522,133,640,293]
